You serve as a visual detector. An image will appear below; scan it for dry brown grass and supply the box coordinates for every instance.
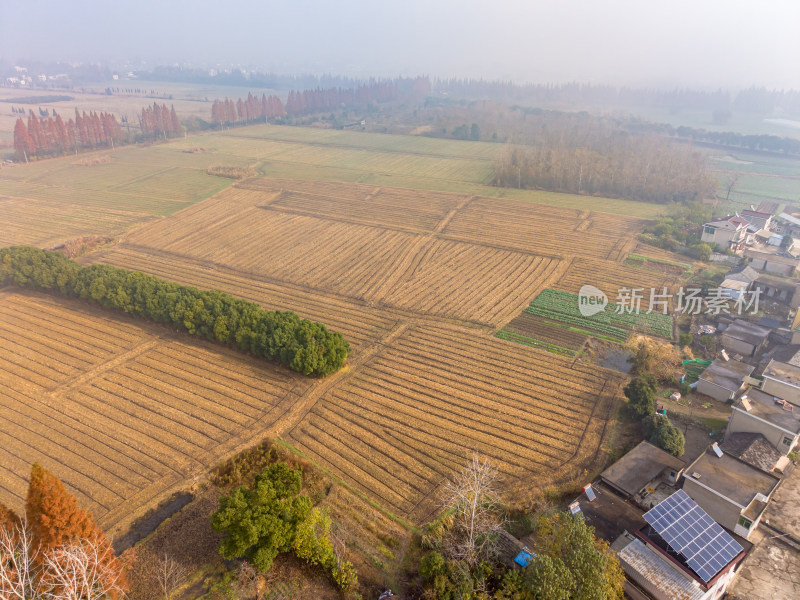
[72,155,111,166]
[206,165,257,179]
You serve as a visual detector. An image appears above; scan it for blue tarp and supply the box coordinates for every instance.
[514,550,533,567]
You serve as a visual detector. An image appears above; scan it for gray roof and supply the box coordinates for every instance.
[721,320,771,347]
[600,441,685,497]
[684,448,780,507]
[720,433,782,473]
[737,389,800,433]
[725,265,759,284]
[698,357,755,392]
[762,359,800,388]
[618,538,706,600]
[745,249,799,266]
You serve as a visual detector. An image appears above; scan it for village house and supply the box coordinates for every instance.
[598,441,685,509]
[613,490,748,600]
[744,248,799,276]
[701,215,751,251]
[720,432,788,475]
[740,209,773,231]
[695,356,754,402]
[775,212,800,239]
[752,273,800,306]
[728,388,800,455]
[719,265,759,300]
[681,444,781,540]
[760,358,800,405]
[719,319,770,358]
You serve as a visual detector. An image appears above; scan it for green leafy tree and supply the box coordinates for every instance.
[641,414,670,439]
[624,375,657,419]
[651,420,685,457]
[293,506,335,569]
[470,123,480,140]
[211,462,312,571]
[678,333,693,348]
[531,513,624,600]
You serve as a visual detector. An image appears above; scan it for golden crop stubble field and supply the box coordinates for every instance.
[0,290,311,535]
[70,176,676,526]
[0,124,685,532]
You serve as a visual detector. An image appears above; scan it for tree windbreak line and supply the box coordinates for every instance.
[210,77,430,124]
[138,102,181,140]
[13,110,124,160]
[493,112,716,204]
[0,246,349,376]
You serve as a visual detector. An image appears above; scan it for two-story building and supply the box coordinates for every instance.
[701,215,751,251]
[681,444,781,539]
[741,209,773,231]
[615,490,748,600]
[728,388,800,455]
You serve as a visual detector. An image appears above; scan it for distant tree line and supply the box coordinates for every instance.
[210,78,430,125]
[13,109,123,160]
[211,93,285,125]
[139,102,181,139]
[492,110,716,203]
[0,246,349,376]
[432,79,800,115]
[142,65,430,95]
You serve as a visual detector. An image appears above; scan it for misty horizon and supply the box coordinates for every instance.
[1,0,799,91]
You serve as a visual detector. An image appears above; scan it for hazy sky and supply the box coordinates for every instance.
[2,0,798,89]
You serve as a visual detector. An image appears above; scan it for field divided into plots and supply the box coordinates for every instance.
[0,126,678,533]
[0,291,308,531]
[286,324,624,523]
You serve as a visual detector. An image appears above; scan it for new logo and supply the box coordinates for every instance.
[578,285,608,317]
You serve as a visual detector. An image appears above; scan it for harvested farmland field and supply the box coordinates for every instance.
[1,124,678,537]
[0,290,311,534]
[285,323,624,523]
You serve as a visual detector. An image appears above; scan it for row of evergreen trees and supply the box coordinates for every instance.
[0,246,349,376]
[13,110,124,160]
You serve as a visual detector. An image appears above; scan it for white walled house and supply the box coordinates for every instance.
[728,389,800,455]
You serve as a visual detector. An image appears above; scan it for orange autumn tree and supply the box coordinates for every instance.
[0,463,127,599]
[26,463,99,555]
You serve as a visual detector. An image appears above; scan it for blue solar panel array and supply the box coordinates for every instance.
[643,489,743,583]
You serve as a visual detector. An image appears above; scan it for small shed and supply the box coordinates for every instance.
[696,357,755,402]
[599,441,685,500]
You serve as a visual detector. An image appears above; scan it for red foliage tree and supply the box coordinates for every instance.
[13,118,35,160]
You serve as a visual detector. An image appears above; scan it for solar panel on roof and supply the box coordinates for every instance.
[643,489,743,583]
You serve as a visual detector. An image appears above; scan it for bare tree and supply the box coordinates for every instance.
[39,537,126,600]
[721,171,742,205]
[0,520,40,600]
[440,454,504,568]
[157,553,186,600]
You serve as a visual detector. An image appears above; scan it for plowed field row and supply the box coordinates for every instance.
[442,210,625,258]
[288,324,622,521]
[500,313,588,352]
[134,208,415,302]
[0,291,306,528]
[555,257,679,304]
[381,241,559,324]
[266,187,462,232]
